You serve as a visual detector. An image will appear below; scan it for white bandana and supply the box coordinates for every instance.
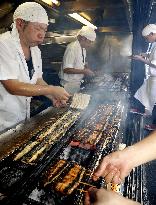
[77,26,96,41]
[142,24,156,36]
[13,2,49,25]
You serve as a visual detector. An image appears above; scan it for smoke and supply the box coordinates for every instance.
[87,34,132,73]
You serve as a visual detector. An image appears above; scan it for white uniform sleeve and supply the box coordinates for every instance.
[63,45,76,69]
[0,41,19,80]
[150,44,156,66]
[151,55,156,66]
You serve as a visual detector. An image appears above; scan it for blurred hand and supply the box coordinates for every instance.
[140,53,148,58]
[132,55,144,60]
[93,149,134,184]
[52,98,67,108]
[130,55,148,63]
[85,188,140,205]
[50,86,70,102]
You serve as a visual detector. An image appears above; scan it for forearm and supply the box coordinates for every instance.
[64,67,85,74]
[123,198,140,205]
[92,189,140,205]
[36,78,52,99]
[1,80,55,97]
[125,131,156,168]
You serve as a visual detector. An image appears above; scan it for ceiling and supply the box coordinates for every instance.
[0,0,133,35]
[58,0,133,33]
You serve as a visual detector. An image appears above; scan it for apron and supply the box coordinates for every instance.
[135,76,156,113]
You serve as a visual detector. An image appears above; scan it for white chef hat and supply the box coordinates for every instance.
[13,2,49,25]
[142,24,156,36]
[77,26,96,41]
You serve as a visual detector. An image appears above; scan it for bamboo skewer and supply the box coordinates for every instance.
[79,181,96,188]
[77,189,88,193]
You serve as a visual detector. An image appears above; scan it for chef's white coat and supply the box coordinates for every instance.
[135,42,156,113]
[0,31,42,132]
[60,40,86,93]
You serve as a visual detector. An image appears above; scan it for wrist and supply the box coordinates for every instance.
[122,146,139,169]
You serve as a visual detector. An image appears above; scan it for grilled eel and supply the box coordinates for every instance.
[55,164,82,194]
[44,160,67,187]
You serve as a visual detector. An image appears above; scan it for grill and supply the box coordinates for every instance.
[0,73,150,205]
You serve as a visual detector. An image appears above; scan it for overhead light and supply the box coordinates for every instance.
[68,13,97,29]
[41,0,52,6]
[51,0,60,6]
[41,0,60,6]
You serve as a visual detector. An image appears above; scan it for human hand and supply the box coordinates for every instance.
[131,55,147,62]
[52,98,67,108]
[93,149,134,184]
[46,95,67,108]
[140,53,149,58]
[85,188,140,205]
[50,86,70,102]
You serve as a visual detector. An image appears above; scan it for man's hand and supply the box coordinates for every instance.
[93,148,134,184]
[50,86,70,102]
[140,53,149,58]
[129,55,148,63]
[47,96,67,108]
[36,78,70,107]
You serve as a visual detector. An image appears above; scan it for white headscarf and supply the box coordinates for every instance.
[142,24,156,36]
[77,26,96,41]
[13,2,49,25]
[11,2,48,44]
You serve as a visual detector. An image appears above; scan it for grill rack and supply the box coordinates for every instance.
[0,73,143,205]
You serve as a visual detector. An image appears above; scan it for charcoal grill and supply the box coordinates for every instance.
[0,73,150,205]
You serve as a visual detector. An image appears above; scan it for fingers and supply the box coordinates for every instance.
[51,86,70,101]
[112,170,121,184]
[104,165,118,183]
[64,90,71,98]
[93,156,110,181]
[60,88,71,101]
[52,97,68,108]
[52,99,61,108]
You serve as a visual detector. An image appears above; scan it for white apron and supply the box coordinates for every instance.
[135,76,156,113]
[60,40,86,94]
[134,43,156,113]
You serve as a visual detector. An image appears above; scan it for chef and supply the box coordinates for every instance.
[60,26,96,94]
[132,24,156,129]
[0,2,70,132]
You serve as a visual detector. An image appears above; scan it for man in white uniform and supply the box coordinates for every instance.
[0,2,70,132]
[132,24,156,130]
[60,26,96,94]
